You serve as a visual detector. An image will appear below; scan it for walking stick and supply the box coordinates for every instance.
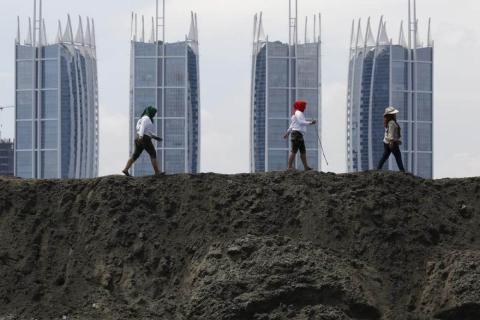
[314,123,329,167]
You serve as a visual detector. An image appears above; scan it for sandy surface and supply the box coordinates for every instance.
[0,171,479,319]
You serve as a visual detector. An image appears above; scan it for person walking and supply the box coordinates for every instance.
[283,100,317,171]
[122,106,162,176]
[377,106,405,172]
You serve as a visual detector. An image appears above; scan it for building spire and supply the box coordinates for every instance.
[304,16,308,43]
[85,17,92,47]
[26,17,33,45]
[75,16,85,45]
[63,15,74,43]
[56,20,63,43]
[140,15,145,42]
[188,11,195,41]
[398,21,407,47]
[150,17,155,43]
[427,17,432,46]
[40,19,47,45]
[16,16,20,44]
[379,21,389,44]
[91,19,96,48]
[365,18,375,46]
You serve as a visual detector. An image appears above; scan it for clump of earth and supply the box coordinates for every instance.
[0,171,479,319]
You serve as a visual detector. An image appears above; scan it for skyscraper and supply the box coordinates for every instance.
[0,139,14,176]
[250,0,322,172]
[346,0,434,178]
[15,1,99,179]
[130,2,200,176]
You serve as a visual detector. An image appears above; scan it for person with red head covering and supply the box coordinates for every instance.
[283,100,317,171]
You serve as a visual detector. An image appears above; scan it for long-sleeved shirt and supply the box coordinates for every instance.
[287,110,312,135]
[136,116,155,138]
[383,120,402,144]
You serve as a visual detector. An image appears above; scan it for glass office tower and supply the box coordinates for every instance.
[130,11,200,176]
[0,139,14,176]
[250,3,322,172]
[346,4,434,178]
[15,8,99,178]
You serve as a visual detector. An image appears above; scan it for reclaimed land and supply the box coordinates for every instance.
[0,171,480,319]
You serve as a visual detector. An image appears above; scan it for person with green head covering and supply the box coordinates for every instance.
[122,106,163,176]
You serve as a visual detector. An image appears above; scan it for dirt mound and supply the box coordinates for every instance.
[0,171,479,320]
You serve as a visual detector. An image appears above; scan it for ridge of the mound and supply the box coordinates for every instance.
[0,171,479,320]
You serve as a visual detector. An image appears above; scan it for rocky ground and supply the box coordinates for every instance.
[0,171,479,319]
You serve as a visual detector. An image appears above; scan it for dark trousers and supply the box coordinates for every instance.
[377,143,405,172]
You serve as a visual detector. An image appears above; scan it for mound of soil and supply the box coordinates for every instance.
[0,171,479,320]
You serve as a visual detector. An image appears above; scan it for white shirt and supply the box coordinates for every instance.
[136,116,155,138]
[287,110,312,134]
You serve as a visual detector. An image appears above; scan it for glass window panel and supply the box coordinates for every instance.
[268,150,288,171]
[134,88,156,118]
[157,58,163,86]
[268,42,288,57]
[156,119,163,140]
[16,121,32,149]
[41,151,58,178]
[134,153,154,176]
[17,45,33,59]
[41,90,58,119]
[165,149,185,174]
[165,119,185,148]
[392,46,408,60]
[135,58,156,87]
[392,61,408,91]
[41,120,58,149]
[417,93,432,121]
[268,59,289,87]
[16,61,33,90]
[42,60,58,88]
[297,58,318,88]
[416,47,433,62]
[268,89,289,118]
[268,119,288,148]
[398,121,408,151]
[16,91,33,120]
[134,42,156,57]
[416,63,432,91]
[165,58,186,87]
[42,45,58,58]
[304,127,318,147]
[16,151,32,178]
[417,153,432,178]
[166,43,185,56]
[297,89,319,119]
[165,88,185,117]
[392,91,408,121]
[417,123,432,152]
[297,43,318,58]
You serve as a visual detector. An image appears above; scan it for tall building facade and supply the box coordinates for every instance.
[130,9,200,176]
[0,139,14,176]
[15,3,99,179]
[250,2,322,172]
[346,2,433,178]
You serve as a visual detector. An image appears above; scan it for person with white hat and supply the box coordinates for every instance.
[377,106,405,172]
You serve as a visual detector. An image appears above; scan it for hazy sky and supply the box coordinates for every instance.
[0,0,479,178]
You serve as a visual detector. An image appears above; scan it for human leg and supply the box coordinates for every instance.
[376,143,392,170]
[391,144,405,172]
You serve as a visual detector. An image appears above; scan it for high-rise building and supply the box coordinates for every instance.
[130,3,200,176]
[15,1,99,179]
[0,139,14,176]
[346,1,434,178]
[250,1,322,172]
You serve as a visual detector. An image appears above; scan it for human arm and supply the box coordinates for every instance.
[295,111,316,125]
[284,121,294,139]
[151,135,163,142]
[137,117,147,138]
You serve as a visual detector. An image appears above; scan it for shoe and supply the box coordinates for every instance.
[122,170,131,177]
[305,167,313,171]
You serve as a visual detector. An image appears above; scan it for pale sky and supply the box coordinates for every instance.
[0,0,479,178]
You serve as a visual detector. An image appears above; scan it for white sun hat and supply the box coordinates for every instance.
[384,106,400,116]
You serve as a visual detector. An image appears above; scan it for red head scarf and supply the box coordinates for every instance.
[293,100,307,114]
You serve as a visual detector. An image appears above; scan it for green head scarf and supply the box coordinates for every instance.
[141,106,157,121]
